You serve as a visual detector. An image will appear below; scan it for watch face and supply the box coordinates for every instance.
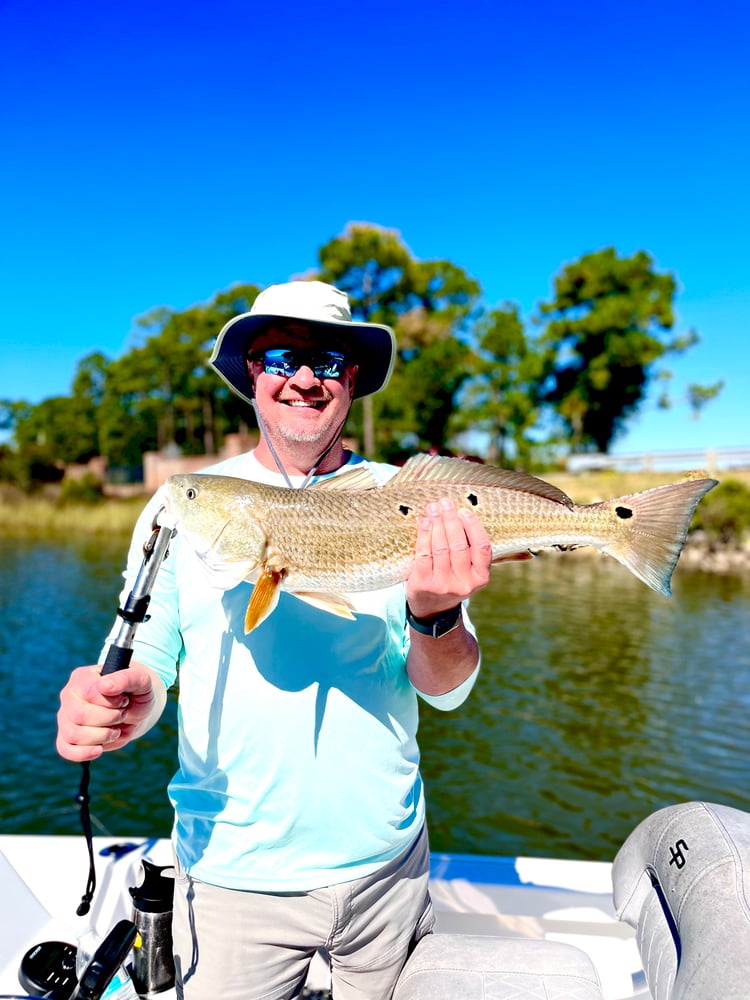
[434,606,461,637]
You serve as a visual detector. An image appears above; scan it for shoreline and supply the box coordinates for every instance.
[529,538,750,577]
[675,540,750,575]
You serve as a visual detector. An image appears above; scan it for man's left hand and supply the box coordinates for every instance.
[405,498,492,618]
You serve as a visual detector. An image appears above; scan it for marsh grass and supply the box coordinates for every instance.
[1,467,749,539]
[0,485,146,537]
[549,467,748,503]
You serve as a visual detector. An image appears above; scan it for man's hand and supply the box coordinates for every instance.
[405,498,492,618]
[56,661,165,762]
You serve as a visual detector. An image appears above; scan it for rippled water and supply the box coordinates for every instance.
[420,554,750,859]
[1,537,748,861]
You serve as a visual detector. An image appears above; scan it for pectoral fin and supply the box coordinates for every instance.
[244,568,284,633]
[492,551,534,564]
[292,591,357,620]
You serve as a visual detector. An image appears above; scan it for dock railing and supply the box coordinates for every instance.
[566,447,750,476]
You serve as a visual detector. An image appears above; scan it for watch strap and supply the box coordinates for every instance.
[405,601,462,638]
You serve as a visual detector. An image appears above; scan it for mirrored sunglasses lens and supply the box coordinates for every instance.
[310,352,346,378]
[262,350,296,377]
[257,350,347,379]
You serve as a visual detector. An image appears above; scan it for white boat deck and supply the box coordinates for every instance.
[0,835,649,999]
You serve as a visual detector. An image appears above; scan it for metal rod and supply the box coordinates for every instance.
[101,515,175,675]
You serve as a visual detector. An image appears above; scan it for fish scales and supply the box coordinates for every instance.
[165,475,580,590]
[249,482,602,591]
[163,454,718,632]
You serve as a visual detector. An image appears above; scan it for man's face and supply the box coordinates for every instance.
[247,323,359,447]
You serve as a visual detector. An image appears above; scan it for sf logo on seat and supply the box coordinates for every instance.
[668,839,689,869]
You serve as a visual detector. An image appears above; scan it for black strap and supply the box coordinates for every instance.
[76,761,97,916]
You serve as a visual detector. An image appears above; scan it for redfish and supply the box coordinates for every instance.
[163,454,717,633]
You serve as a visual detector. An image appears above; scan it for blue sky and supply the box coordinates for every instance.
[2,0,748,456]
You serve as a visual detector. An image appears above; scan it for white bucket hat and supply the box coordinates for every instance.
[210,281,396,403]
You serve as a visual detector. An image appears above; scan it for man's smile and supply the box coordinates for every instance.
[278,397,328,409]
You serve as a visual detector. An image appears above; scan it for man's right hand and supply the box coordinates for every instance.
[56,661,165,762]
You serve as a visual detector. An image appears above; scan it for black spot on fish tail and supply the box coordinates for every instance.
[615,506,634,519]
[467,493,478,506]
[399,504,412,516]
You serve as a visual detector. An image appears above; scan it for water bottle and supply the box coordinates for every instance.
[128,860,176,996]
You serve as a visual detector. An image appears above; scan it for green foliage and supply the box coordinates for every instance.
[0,442,64,490]
[73,285,262,468]
[452,303,543,468]
[58,473,105,506]
[316,222,480,457]
[1,226,719,482]
[537,247,719,453]
[0,399,32,434]
[687,381,725,417]
[377,336,472,458]
[691,479,750,547]
[13,395,99,464]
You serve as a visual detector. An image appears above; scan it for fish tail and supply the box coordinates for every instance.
[601,478,718,596]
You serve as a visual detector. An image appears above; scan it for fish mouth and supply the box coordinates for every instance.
[155,504,179,531]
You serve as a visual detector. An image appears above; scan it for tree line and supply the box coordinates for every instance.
[0,222,723,486]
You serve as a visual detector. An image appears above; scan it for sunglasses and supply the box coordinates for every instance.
[249,348,350,380]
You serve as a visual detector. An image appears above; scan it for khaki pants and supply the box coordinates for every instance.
[172,826,434,1000]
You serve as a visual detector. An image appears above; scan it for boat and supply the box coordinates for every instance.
[1,800,748,999]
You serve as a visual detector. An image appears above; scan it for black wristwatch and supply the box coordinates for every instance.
[405,601,462,639]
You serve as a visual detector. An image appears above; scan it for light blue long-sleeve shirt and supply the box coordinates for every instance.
[104,451,479,891]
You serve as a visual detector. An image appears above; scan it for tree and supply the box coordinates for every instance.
[70,352,111,459]
[316,222,480,457]
[0,400,32,436]
[99,283,264,465]
[686,380,724,417]
[537,247,720,453]
[453,304,542,468]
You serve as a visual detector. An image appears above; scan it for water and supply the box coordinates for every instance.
[420,555,750,859]
[1,537,748,862]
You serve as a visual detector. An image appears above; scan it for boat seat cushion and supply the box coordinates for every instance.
[392,933,605,1000]
[612,800,750,1000]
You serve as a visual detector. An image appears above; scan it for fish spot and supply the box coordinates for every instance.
[399,504,412,516]
[615,506,633,519]
[467,493,478,506]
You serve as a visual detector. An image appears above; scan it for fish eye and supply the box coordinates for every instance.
[186,487,198,500]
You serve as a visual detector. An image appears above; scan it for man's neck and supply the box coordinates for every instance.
[252,437,349,478]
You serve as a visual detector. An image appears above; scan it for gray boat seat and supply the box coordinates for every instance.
[392,933,605,999]
[612,800,750,1000]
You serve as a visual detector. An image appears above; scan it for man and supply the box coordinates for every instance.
[56,281,492,1000]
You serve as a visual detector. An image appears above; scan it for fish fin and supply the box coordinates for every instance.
[292,591,358,620]
[388,454,574,507]
[308,466,381,491]
[492,551,534,564]
[244,567,284,633]
[599,478,718,596]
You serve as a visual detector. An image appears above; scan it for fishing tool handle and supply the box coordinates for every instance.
[76,512,175,917]
[101,514,175,675]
